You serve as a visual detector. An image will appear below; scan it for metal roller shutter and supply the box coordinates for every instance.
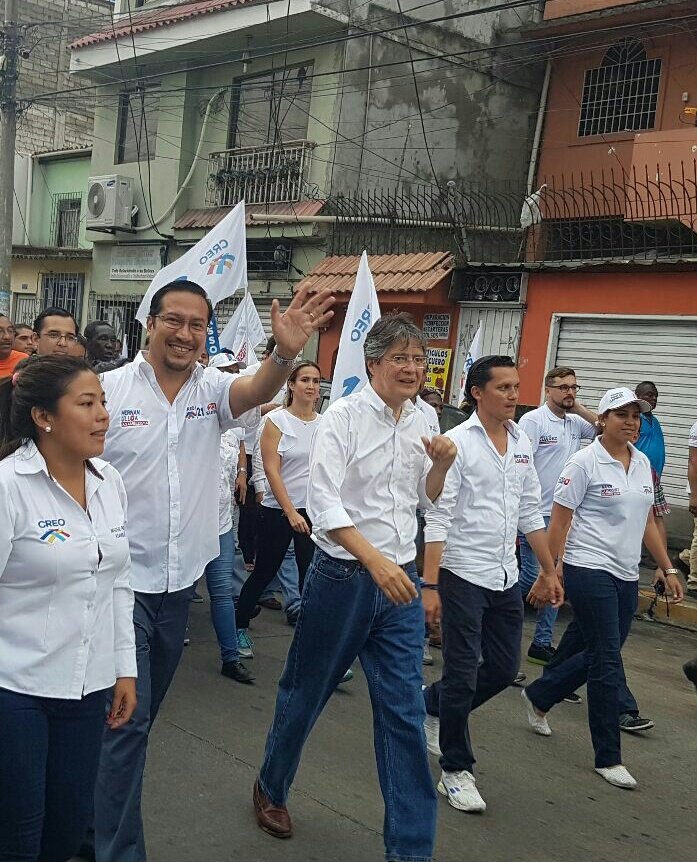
[552,315,697,505]
[214,294,290,359]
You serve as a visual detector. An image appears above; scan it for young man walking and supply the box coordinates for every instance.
[253,313,456,862]
[422,355,562,813]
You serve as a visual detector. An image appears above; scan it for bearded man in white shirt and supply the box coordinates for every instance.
[252,313,456,862]
[421,355,562,813]
[86,279,333,862]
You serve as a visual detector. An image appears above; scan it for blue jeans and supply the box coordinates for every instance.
[277,546,301,615]
[526,564,638,768]
[205,529,240,664]
[92,586,194,862]
[0,686,107,862]
[259,550,436,862]
[518,516,557,647]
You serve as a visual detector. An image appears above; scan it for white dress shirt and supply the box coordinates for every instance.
[0,443,136,699]
[518,405,596,516]
[218,429,244,535]
[308,384,433,565]
[555,438,653,581]
[101,352,259,593]
[415,395,440,438]
[424,413,545,590]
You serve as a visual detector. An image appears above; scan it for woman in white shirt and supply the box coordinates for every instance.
[0,356,137,862]
[235,362,322,656]
[523,388,683,790]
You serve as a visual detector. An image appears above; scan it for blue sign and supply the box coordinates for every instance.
[206,315,221,356]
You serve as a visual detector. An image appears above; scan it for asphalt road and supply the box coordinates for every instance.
[139,600,697,862]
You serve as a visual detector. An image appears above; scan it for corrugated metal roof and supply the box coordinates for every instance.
[173,200,325,229]
[295,252,454,294]
[71,1,258,50]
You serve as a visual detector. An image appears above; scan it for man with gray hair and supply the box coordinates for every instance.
[253,312,457,862]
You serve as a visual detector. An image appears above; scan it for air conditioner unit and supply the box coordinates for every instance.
[86,175,133,230]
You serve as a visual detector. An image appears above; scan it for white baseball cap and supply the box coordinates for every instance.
[208,351,239,370]
[597,387,651,415]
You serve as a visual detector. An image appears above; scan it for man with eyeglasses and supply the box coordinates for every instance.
[33,306,79,356]
[85,278,333,862]
[517,366,597,667]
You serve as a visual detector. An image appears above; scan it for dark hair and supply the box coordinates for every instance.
[76,334,87,349]
[545,366,576,386]
[14,322,33,333]
[284,360,321,407]
[33,306,78,336]
[0,356,93,460]
[264,336,276,356]
[148,280,213,323]
[419,387,443,402]
[84,320,115,341]
[464,355,516,405]
[635,380,657,395]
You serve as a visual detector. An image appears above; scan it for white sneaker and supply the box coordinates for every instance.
[521,689,552,736]
[595,765,637,789]
[422,640,434,665]
[438,770,486,813]
[424,715,442,757]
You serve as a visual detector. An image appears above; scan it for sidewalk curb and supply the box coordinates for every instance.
[637,592,697,631]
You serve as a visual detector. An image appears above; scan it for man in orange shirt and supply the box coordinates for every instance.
[0,315,25,378]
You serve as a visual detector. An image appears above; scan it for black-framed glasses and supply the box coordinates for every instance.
[549,384,581,394]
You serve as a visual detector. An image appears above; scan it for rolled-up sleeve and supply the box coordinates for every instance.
[553,457,590,511]
[307,408,354,534]
[518,456,546,535]
[424,438,463,543]
[113,473,137,679]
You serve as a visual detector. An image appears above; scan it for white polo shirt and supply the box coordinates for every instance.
[518,404,596,516]
[0,443,136,699]
[554,438,653,581]
[424,413,545,590]
[308,384,433,565]
[101,352,259,593]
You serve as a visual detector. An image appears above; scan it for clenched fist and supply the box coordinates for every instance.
[422,435,457,469]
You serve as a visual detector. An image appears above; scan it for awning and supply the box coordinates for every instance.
[294,252,454,294]
[173,201,325,230]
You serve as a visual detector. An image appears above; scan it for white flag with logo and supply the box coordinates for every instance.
[135,200,248,325]
[330,251,381,402]
[457,322,483,406]
[120,336,129,360]
[218,291,266,366]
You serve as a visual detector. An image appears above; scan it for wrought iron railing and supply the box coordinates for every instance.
[206,140,315,207]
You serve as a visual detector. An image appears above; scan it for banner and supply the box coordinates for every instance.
[218,291,266,365]
[457,322,483,406]
[135,200,247,325]
[424,347,452,397]
[206,314,221,356]
[330,251,381,402]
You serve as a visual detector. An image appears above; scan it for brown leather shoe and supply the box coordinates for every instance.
[253,779,293,838]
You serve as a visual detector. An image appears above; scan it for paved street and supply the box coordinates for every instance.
[140,601,697,862]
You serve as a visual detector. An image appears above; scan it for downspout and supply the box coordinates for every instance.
[24,156,33,245]
[356,34,373,184]
[526,59,551,194]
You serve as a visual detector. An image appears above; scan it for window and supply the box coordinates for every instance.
[52,194,81,247]
[116,86,160,163]
[41,273,85,320]
[230,64,313,148]
[246,240,293,274]
[578,39,661,137]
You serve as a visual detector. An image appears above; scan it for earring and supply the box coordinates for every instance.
[45,426,51,433]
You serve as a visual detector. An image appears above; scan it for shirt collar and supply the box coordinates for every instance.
[362,383,415,420]
[592,436,641,465]
[133,350,202,386]
[14,440,105,481]
[541,403,566,423]
[464,410,520,440]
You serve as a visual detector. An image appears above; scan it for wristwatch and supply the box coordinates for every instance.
[663,568,680,577]
[270,347,295,368]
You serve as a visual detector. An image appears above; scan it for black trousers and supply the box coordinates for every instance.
[424,569,523,773]
[236,505,316,629]
[237,454,257,564]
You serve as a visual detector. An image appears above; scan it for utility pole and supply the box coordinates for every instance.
[0,0,19,312]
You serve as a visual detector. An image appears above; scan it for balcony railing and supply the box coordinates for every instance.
[206,140,315,207]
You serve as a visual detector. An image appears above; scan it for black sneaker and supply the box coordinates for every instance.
[619,713,654,733]
[563,692,583,705]
[221,661,256,684]
[683,657,697,691]
[527,643,556,666]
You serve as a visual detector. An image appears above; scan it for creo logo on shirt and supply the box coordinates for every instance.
[185,402,218,420]
[37,520,70,543]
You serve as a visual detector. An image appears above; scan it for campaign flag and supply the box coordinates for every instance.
[520,184,547,229]
[206,314,221,356]
[218,291,266,365]
[120,335,129,360]
[135,200,247,326]
[330,251,381,402]
[457,322,482,406]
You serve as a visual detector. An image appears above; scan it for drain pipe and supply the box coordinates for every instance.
[526,59,551,194]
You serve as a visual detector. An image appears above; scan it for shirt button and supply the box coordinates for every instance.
[87,602,94,610]
[90,536,96,542]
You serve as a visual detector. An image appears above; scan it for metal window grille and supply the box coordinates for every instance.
[11,293,42,326]
[51,193,82,247]
[41,273,84,320]
[578,40,661,137]
[87,293,144,358]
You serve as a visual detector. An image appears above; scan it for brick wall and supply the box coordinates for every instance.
[14,0,113,154]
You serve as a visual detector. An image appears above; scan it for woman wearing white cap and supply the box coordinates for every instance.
[523,387,684,789]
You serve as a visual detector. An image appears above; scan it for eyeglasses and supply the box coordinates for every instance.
[549,384,580,394]
[153,314,207,334]
[382,354,428,369]
[43,331,77,345]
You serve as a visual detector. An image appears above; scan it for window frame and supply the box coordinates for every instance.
[116,84,160,164]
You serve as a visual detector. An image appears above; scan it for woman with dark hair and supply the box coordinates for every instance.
[523,387,683,790]
[0,356,137,862]
[235,361,322,659]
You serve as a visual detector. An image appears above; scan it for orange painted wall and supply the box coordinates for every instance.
[544,0,643,20]
[518,271,697,404]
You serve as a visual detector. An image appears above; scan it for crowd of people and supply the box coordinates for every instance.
[1,288,696,862]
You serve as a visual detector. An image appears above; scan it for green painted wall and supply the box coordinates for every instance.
[30,154,93,248]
